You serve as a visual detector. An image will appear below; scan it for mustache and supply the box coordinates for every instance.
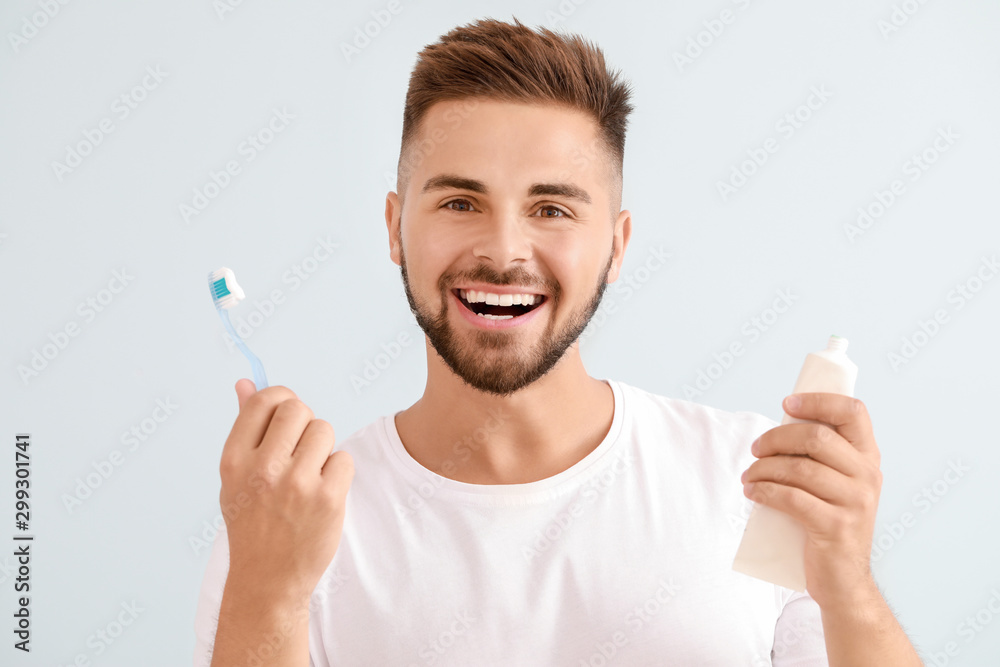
[440,268,554,295]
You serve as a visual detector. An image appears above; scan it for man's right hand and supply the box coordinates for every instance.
[221,379,355,603]
[209,379,353,666]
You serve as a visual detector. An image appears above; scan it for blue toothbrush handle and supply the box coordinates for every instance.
[218,309,269,389]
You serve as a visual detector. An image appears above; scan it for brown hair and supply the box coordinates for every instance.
[396,17,634,215]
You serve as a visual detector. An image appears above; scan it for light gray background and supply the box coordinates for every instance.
[1,0,998,665]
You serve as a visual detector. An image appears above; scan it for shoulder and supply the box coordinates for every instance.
[613,379,778,469]
[332,416,389,463]
[616,379,778,439]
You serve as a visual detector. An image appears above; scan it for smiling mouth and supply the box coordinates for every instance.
[452,289,546,319]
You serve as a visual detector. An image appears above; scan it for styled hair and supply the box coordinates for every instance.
[396,17,634,215]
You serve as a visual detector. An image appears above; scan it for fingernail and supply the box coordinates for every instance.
[740,469,748,483]
[784,395,801,412]
[751,438,760,455]
[743,482,755,496]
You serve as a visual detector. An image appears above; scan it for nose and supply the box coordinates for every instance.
[471,206,534,269]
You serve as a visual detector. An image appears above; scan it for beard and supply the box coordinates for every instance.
[398,243,614,398]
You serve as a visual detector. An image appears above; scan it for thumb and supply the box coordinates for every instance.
[234,378,257,410]
[323,450,356,501]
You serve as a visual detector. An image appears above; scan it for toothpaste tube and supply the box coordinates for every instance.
[732,335,858,591]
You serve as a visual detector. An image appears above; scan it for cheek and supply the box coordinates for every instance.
[410,217,458,252]
[546,241,603,288]
[406,230,463,285]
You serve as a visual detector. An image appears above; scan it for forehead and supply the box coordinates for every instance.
[411,98,609,185]
[422,97,598,135]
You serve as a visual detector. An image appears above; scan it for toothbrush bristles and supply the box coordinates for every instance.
[208,267,244,310]
[211,278,230,300]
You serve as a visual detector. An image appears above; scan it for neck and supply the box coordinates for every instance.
[393,338,614,484]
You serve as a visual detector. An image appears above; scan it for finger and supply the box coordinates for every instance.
[291,419,337,473]
[745,479,834,531]
[235,378,257,410]
[743,454,853,505]
[258,398,315,461]
[783,393,877,456]
[755,423,862,478]
[223,385,299,460]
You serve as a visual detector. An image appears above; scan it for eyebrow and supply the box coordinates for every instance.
[421,174,592,205]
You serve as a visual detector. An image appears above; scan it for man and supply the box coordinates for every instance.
[195,17,923,666]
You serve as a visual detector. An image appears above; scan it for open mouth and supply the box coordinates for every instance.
[453,288,547,320]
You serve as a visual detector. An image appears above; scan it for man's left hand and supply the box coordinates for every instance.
[741,392,883,610]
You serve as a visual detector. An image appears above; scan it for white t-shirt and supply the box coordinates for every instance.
[194,379,829,666]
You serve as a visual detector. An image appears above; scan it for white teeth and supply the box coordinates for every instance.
[478,313,513,320]
[458,289,541,305]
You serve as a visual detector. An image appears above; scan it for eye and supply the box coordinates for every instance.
[441,199,569,217]
[536,205,567,218]
[443,198,476,212]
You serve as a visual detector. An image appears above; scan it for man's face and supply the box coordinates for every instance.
[386,99,629,397]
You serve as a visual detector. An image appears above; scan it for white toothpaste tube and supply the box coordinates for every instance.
[732,335,858,591]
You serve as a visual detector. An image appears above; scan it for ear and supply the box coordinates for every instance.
[385,191,402,266]
[607,209,632,283]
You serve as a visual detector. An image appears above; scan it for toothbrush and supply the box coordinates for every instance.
[207,267,269,389]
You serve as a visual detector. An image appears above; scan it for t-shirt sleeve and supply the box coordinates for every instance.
[771,589,829,666]
[192,523,230,667]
